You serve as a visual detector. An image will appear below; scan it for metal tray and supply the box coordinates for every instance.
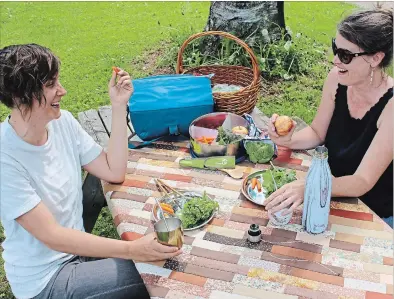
[152,191,217,231]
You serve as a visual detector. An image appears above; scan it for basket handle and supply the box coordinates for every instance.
[176,31,260,87]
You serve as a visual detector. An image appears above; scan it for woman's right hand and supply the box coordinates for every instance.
[267,113,297,147]
[128,232,182,262]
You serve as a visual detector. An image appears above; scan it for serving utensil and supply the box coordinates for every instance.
[155,179,183,209]
[153,196,170,232]
[220,167,244,179]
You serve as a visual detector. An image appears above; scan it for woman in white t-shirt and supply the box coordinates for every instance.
[0,44,181,299]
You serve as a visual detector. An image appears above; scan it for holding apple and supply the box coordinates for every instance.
[267,114,297,148]
[274,115,294,136]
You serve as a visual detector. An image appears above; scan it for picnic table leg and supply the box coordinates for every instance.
[82,173,107,233]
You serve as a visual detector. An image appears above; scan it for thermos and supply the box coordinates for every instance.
[247,224,261,243]
[302,146,332,234]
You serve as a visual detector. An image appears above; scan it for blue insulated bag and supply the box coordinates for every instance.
[128,75,214,144]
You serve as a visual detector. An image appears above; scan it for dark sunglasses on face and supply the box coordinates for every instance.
[332,38,373,64]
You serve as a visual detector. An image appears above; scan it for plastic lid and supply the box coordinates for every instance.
[249,224,260,231]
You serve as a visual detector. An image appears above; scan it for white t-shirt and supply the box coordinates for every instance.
[0,110,102,299]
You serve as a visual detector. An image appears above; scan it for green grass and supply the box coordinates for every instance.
[258,1,357,123]
[0,1,210,121]
[0,2,362,297]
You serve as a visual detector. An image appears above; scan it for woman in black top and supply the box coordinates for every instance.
[265,9,393,227]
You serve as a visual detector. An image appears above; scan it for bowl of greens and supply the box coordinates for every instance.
[241,168,297,206]
[243,139,277,164]
[152,191,219,230]
[189,112,248,158]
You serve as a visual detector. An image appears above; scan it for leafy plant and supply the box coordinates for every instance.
[216,126,243,145]
[262,168,297,196]
[179,192,219,229]
[244,141,275,164]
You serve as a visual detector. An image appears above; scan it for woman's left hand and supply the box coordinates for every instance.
[265,179,306,215]
[108,68,134,107]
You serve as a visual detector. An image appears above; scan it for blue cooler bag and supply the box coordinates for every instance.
[128,75,214,146]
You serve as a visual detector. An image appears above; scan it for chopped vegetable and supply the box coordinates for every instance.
[179,192,219,229]
[251,177,258,189]
[196,136,215,144]
[245,141,275,164]
[257,180,262,192]
[262,168,297,196]
[216,126,243,145]
[160,203,174,215]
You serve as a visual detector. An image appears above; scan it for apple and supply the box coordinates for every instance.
[231,126,248,135]
[274,115,293,136]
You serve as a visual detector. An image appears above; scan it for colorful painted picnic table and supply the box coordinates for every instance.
[102,138,393,299]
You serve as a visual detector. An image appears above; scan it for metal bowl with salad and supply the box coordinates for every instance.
[152,191,219,231]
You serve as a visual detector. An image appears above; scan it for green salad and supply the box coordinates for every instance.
[178,192,219,229]
[216,126,243,145]
[261,168,297,196]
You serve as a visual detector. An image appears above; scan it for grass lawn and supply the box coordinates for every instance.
[0,1,359,297]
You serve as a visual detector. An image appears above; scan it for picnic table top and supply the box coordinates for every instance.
[78,106,393,299]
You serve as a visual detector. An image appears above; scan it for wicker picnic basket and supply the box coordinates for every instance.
[176,31,262,116]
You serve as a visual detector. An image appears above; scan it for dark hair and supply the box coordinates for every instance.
[0,44,60,115]
[338,8,393,68]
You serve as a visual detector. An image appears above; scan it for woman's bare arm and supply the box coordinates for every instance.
[16,201,180,262]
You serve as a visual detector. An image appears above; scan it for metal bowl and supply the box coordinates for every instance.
[152,191,218,231]
[189,112,249,158]
[241,170,268,206]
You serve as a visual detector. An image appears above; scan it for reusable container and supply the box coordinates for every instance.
[154,217,184,249]
[302,146,332,234]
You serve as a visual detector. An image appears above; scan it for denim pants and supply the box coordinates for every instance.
[33,256,150,299]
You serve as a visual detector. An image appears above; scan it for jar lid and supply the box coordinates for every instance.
[249,224,260,231]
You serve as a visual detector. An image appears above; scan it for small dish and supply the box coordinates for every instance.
[241,171,268,206]
[152,191,218,231]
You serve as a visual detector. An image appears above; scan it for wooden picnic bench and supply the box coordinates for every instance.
[78,105,309,232]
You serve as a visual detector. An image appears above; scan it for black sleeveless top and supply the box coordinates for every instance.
[325,84,393,218]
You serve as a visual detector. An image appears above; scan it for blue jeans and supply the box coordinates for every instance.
[34,256,150,299]
[383,216,393,228]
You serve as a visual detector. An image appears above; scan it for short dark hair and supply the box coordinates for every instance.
[0,44,60,114]
[338,8,393,68]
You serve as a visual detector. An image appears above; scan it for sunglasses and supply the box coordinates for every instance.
[332,38,373,64]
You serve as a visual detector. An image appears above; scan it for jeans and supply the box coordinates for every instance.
[383,216,393,228]
[33,256,150,299]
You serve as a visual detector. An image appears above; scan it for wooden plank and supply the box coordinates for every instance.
[251,107,271,131]
[78,109,109,148]
[98,105,140,141]
[82,173,107,233]
[98,105,112,135]
[251,107,309,134]
[127,111,141,141]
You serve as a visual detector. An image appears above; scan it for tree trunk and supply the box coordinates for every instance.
[203,1,286,53]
